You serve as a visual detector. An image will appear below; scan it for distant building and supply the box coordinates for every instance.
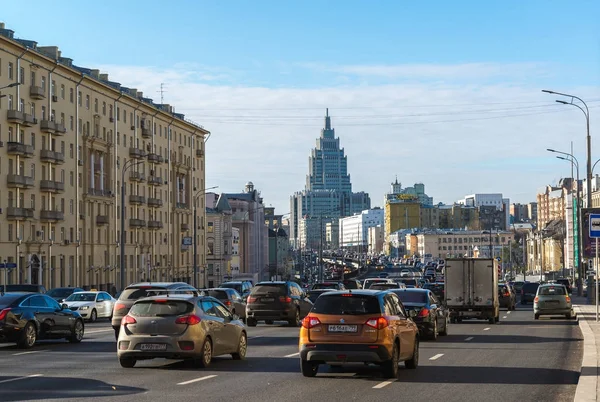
[339,209,385,251]
[406,229,514,259]
[385,177,433,206]
[205,193,234,287]
[511,202,538,223]
[368,226,385,255]
[458,193,510,229]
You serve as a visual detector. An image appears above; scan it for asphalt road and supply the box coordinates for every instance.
[0,303,583,402]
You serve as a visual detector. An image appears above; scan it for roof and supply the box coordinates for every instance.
[215,194,232,212]
[317,290,387,296]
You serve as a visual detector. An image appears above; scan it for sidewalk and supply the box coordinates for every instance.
[573,296,600,402]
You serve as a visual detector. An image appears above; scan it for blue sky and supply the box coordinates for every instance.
[2,1,599,212]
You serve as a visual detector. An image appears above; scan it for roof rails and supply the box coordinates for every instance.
[146,289,205,297]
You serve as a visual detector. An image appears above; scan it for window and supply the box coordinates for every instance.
[207,240,214,255]
[102,102,106,115]
[78,91,82,106]
[207,222,214,233]
[41,77,46,92]
[8,62,13,80]
[30,194,35,209]
[51,81,56,96]
[85,95,89,109]
[70,88,74,103]
[19,67,24,84]
[60,84,65,99]
[70,171,74,186]
[70,199,74,214]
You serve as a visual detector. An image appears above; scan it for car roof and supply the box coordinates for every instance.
[72,291,101,294]
[318,289,387,296]
[539,283,566,288]
[256,281,288,285]
[126,282,192,289]
[392,288,429,293]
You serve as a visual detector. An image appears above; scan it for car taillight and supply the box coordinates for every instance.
[247,296,257,303]
[0,308,11,321]
[418,308,430,318]
[302,316,321,329]
[224,300,232,307]
[121,315,136,326]
[534,296,539,303]
[279,296,292,303]
[566,296,571,303]
[503,292,510,297]
[365,317,389,329]
[115,303,126,311]
[175,315,202,325]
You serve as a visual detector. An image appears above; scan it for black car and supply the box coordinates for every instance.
[422,283,445,302]
[46,287,85,302]
[1,284,47,294]
[0,293,85,348]
[521,282,540,304]
[392,288,449,340]
[246,281,313,327]
[307,289,335,303]
[498,284,516,310]
[555,278,572,294]
[220,281,253,298]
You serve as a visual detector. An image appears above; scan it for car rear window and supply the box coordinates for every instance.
[312,294,381,315]
[251,284,287,295]
[4,285,40,293]
[207,290,228,300]
[392,291,428,304]
[221,283,242,292]
[370,283,399,290]
[342,281,359,289]
[129,300,194,317]
[522,283,540,292]
[539,286,566,296]
[400,279,417,286]
[312,283,338,290]
[120,287,169,300]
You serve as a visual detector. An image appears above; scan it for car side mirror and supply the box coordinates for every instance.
[61,303,69,310]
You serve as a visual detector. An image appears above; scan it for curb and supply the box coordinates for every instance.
[574,305,598,402]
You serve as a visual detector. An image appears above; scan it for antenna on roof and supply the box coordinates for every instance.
[158,83,167,104]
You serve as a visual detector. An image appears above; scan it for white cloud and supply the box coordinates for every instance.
[100,63,598,213]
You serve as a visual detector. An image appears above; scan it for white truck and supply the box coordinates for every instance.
[445,258,500,324]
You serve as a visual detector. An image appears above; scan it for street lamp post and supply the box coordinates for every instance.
[0,82,20,100]
[193,186,218,289]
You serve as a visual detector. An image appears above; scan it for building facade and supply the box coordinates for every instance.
[385,177,433,206]
[339,208,384,251]
[205,193,233,287]
[458,193,510,229]
[0,23,209,291]
[406,230,514,259]
[368,225,384,255]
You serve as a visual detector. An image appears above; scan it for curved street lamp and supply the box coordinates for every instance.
[193,186,218,288]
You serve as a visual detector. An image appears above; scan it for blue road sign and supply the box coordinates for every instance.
[0,263,16,269]
[590,214,600,238]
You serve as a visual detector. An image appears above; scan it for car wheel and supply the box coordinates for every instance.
[246,318,257,327]
[288,309,300,327]
[89,309,97,323]
[195,338,213,368]
[119,358,136,368]
[18,322,37,349]
[265,320,274,325]
[534,314,540,320]
[405,338,419,369]
[68,319,84,343]
[382,342,399,378]
[232,333,247,360]
[301,360,319,377]
[114,327,120,341]
[488,316,496,324]
[430,321,438,340]
[565,312,573,319]
[439,318,448,336]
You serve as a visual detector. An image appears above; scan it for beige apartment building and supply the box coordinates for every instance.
[0,24,209,291]
[406,230,514,259]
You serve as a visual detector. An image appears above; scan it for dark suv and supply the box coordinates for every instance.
[2,284,47,294]
[521,282,540,304]
[111,282,197,339]
[246,281,313,327]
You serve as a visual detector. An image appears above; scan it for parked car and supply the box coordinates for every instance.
[521,282,540,305]
[0,293,84,348]
[117,294,246,368]
[46,287,85,302]
[299,290,419,378]
[341,279,363,290]
[220,281,253,298]
[498,284,516,310]
[204,288,246,320]
[1,284,47,294]
[534,284,575,320]
[246,281,313,327]
[111,282,198,340]
[391,288,448,340]
[64,291,116,322]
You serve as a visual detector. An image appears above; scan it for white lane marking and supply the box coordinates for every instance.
[12,350,46,356]
[0,374,43,384]
[85,329,114,334]
[465,337,474,341]
[373,380,394,389]
[249,336,263,339]
[429,353,444,360]
[507,311,511,314]
[177,375,218,385]
[284,352,300,358]
[483,327,491,331]
[502,316,507,319]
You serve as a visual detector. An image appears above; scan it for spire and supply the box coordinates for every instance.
[325,108,331,130]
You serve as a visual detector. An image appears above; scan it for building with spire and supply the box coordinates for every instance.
[290,110,371,249]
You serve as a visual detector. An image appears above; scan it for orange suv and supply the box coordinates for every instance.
[299,290,419,378]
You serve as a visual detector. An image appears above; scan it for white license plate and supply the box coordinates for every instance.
[139,343,167,351]
[328,325,357,333]
[261,298,274,302]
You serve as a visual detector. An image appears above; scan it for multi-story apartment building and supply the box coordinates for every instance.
[339,208,384,251]
[385,177,433,207]
[406,230,514,259]
[536,184,570,228]
[0,23,208,291]
[458,193,510,229]
[205,193,233,287]
[368,225,384,255]
[384,201,420,253]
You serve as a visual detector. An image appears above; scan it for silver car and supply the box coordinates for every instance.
[117,294,247,368]
[534,284,575,320]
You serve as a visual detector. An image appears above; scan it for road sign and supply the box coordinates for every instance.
[590,214,600,238]
[0,263,16,269]
[182,237,193,246]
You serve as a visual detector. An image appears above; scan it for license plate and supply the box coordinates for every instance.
[139,343,167,351]
[328,325,357,333]
[261,298,274,303]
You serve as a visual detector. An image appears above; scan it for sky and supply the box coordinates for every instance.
[2,1,599,213]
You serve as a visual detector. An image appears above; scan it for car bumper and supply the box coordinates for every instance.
[534,306,572,315]
[246,309,293,321]
[300,343,392,363]
[117,333,205,360]
[415,321,435,334]
[0,326,20,342]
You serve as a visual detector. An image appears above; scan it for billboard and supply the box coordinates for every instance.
[582,208,600,258]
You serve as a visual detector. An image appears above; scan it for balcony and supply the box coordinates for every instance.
[6,207,34,220]
[196,149,204,158]
[40,210,64,222]
[7,110,25,124]
[181,223,189,231]
[7,142,35,158]
[129,171,146,182]
[40,180,65,193]
[129,147,146,159]
[87,188,112,198]
[96,215,109,225]
[129,219,146,228]
[147,153,163,164]
[7,174,34,189]
[129,195,145,205]
[30,85,46,100]
[54,122,67,135]
[40,149,65,164]
[147,197,163,208]
[148,176,163,186]
[40,120,56,133]
[141,126,151,139]
[148,220,164,230]
[22,113,37,127]
[176,202,189,210]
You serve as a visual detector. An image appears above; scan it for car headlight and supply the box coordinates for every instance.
[80,306,89,310]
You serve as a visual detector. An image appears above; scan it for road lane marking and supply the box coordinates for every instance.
[465,337,474,341]
[507,311,511,314]
[502,316,507,319]
[483,327,491,331]
[249,336,263,339]
[285,352,300,358]
[12,350,46,356]
[85,329,114,334]
[373,380,394,389]
[0,374,43,384]
[429,353,444,360]
[177,375,218,385]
